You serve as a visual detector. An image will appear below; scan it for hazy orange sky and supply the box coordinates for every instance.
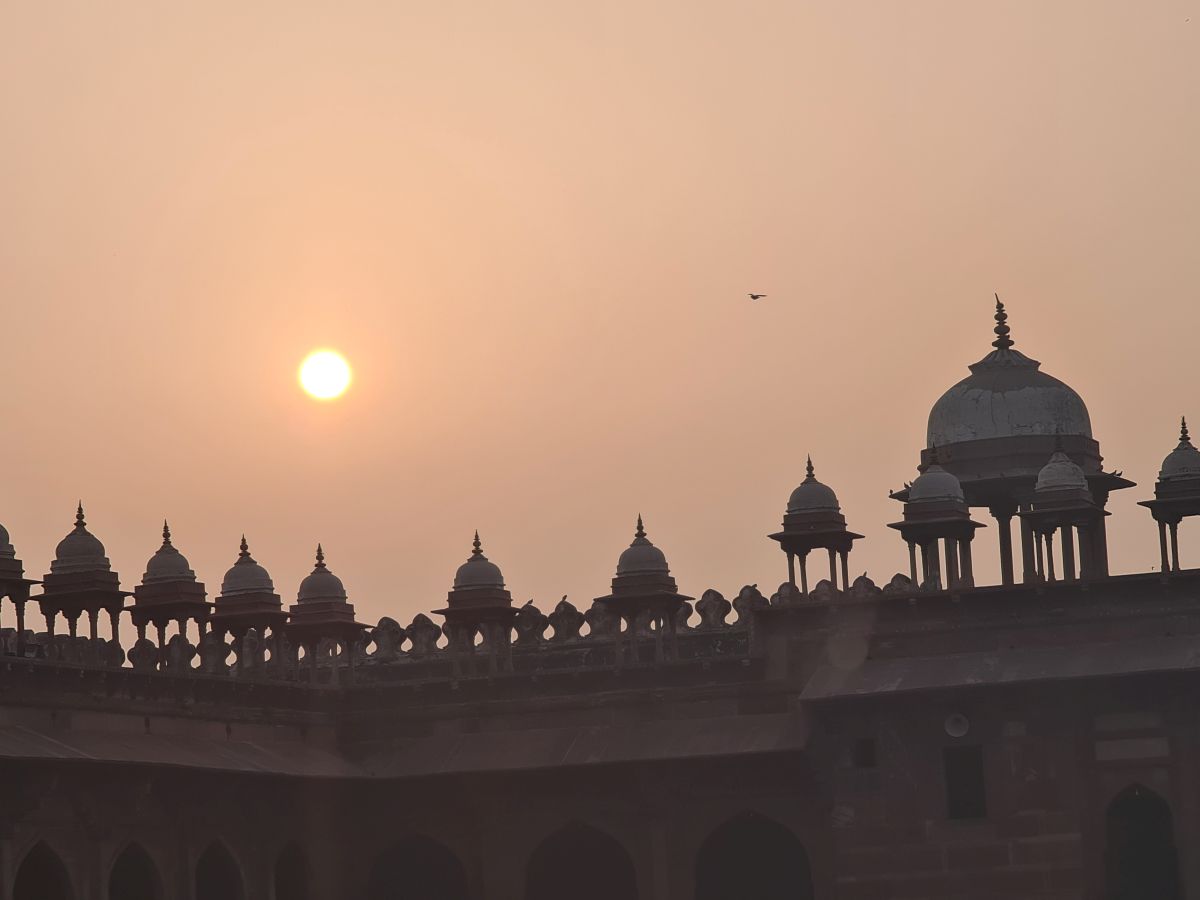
[1,1,1197,628]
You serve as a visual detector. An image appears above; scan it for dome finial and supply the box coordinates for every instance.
[472,530,483,556]
[992,293,1014,350]
[806,455,815,479]
[239,535,250,558]
[1182,416,1191,445]
[315,543,326,568]
[76,501,86,528]
[635,514,646,540]
[162,519,172,545]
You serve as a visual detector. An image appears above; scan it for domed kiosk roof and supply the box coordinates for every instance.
[297,544,348,602]
[51,504,112,575]
[143,521,197,584]
[616,516,670,576]
[1036,450,1089,492]
[453,532,505,589]
[909,463,966,503]
[1160,418,1200,482]
[220,537,275,597]
[787,457,841,513]
[927,298,1092,447]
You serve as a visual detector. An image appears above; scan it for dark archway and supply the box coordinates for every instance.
[196,842,245,900]
[1105,784,1181,900]
[695,811,813,900]
[275,842,310,900]
[366,835,468,900]
[525,822,638,900]
[14,841,73,900]
[109,843,161,900]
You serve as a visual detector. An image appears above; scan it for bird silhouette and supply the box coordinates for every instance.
[748,293,767,301]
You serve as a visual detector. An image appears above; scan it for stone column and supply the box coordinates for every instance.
[1062,525,1077,581]
[1158,520,1171,574]
[992,505,1016,586]
[1170,521,1181,572]
[786,552,796,588]
[907,542,918,584]
[1020,506,1037,583]
[959,538,975,587]
[944,537,960,588]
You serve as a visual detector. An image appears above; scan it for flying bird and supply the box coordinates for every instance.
[748,293,767,301]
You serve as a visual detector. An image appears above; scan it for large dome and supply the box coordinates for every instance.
[927,300,1092,447]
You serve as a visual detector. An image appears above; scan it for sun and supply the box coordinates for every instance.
[299,350,352,400]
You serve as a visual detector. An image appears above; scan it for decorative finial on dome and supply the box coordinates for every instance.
[239,535,250,558]
[472,530,482,556]
[162,520,172,545]
[315,543,326,568]
[75,502,86,529]
[1182,416,1191,445]
[806,455,815,479]
[992,293,1014,350]
[635,514,646,540]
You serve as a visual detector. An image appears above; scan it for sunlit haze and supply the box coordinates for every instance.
[1,1,1197,626]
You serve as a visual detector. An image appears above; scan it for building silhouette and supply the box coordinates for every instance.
[0,300,1196,899]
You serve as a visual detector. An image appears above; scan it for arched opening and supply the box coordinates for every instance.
[1105,784,1181,900]
[14,841,73,900]
[109,843,161,900]
[195,842,245,900]
[275,842,310,900]
[525,822,637,900]
[695,811,813,900]
[366,835,468,900]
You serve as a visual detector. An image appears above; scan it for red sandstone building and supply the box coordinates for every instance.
[0,301,1194,899]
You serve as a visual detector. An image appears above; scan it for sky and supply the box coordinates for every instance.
[0,1,1197,630]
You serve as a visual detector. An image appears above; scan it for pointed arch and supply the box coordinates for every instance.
[14,841,73,900]
[695,811,812,900]
[195,841,245,900]
[365,834,468,900]
[525,821,637,900]
[1105,783,1181,900]
[108,842,162,900]
[274,841,310,900]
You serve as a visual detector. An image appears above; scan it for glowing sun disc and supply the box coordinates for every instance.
[299,350,352,400]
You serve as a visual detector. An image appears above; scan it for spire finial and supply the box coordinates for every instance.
[806,455,815,479]
[75,501,86,528]
[992,293,1014,350]
[1182,416,1191,444]
[635,514,646,539]
[472,530,482,556]
[315,543,326,568]
[162,519,172,545]
[239,535,250,558]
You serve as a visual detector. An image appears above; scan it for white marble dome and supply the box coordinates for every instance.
[51,505,112,575]
[927,302,1092,447]
[220,537,275,596]
[298,545,348,602]
[142,522,196,583]
[909,464,965,503]
[453,533,505,589]
[787,458,841,513]
[1160,419,1200,481]
[616,516,669,575]
[1036,450,1088,492]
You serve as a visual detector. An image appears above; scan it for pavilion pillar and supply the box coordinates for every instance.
[1169,522,1181,572]
[827,549,837,589]
[786,552,796,589]
[944,537,960,588]
[993,507,1016,586]
[1093,516,1111,576]
[959,539,975,588]
[907,542,918,584]
[1045,532,1057,582]
[1158,521,1171,574]
[1020,505,1037,583]
[798,553,809,595]
[840,551,850,592]
[1061,526,1077,581]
